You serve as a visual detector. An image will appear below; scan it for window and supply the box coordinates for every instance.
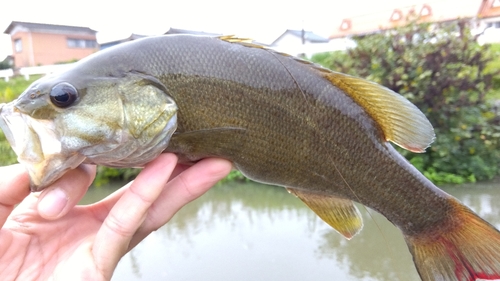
[390,9,403,22]
[67,38,97,48]
[14,39,22,52]
[420,5,432,17]
[487,21,500,29]
[340,19,351,31]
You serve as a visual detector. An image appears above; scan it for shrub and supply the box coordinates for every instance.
[311,20,500,184]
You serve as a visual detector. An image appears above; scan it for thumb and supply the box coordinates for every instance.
[37,164,96,220]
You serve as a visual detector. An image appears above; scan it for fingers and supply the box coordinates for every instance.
[37,164,96,220]
[155,157,232,216]
[92,153,178,278]
[90,154,231,277]
[0,164,30,225]
[129,157,232,248]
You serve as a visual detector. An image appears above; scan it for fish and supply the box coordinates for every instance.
[0,34,499,281]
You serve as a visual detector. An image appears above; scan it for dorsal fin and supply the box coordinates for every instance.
[218,35,434,152]
[287,187,363,239]
[218,35,295,56]
[324,72,435,153]
[218,35,265,49]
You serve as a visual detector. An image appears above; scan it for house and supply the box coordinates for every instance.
[479,0,500,20]
[329,0,497,40]
[271,29,329,46]
[477,0,500,44]
[100,33,147,50]
[269,29,344,57]
[4,21,98,68]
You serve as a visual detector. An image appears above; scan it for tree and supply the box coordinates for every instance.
[311,20,500,184]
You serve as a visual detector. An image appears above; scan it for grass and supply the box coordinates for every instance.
[0,75,42,103]
[485,43,500,101]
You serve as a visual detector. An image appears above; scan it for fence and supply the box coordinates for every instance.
[0,69,13,82]
[0,63,75,81]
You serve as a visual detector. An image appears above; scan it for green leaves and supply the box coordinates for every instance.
[311,20,500,184]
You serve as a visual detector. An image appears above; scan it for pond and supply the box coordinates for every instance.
[80,180,500,281]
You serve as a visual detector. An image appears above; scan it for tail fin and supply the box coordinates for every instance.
[405,201,500,281]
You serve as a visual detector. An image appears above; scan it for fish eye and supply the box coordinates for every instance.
[50,82,79,108]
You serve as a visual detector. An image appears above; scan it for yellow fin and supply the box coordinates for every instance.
[218,35,265,48]
[324,72,435,153]
[286,188,363,239]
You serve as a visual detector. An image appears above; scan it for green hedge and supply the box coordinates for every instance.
[311,20,500,184]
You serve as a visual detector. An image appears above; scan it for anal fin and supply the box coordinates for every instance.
[286,188,363,239]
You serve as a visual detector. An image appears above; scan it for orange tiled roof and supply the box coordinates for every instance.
[478,0,500,18]
[330,0,483,39]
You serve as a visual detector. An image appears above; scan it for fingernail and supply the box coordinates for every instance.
[38,188,69,218]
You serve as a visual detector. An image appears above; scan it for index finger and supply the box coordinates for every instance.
[0,164,30,225]
[91,153,178,278]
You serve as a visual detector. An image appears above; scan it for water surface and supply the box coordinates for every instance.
[80,181,500,281]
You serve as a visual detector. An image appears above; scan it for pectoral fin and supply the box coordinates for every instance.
[286,188,363,239]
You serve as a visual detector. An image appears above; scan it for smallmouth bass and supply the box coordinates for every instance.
[1,35,499,281]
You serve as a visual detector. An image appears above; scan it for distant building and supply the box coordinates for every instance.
[271,29,329,46]
[164,28,221,36]
[329,0,500,43]
[100,34,147,50]
[0,55,13,69]
[268,29,342,57]
[4,21,98,68]
[477,0,500,44]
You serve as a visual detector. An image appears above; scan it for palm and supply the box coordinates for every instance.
[0,154,232,281]
[3,203,107,280]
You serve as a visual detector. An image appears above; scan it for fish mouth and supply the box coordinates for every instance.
[0,103,86,192]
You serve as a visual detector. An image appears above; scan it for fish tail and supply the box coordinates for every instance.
[404,200,500,281]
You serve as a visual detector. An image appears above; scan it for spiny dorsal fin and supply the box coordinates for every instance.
[218,35,296,56]
[324,72,435,153]
[218,35,265,49]
[286,187,363,239]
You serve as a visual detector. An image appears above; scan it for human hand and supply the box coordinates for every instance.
[0,153,232,281]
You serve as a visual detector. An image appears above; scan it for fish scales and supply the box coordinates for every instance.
[2,35,500,281]
[110,35,448,234]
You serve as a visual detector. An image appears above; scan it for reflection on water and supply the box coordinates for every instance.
[80,181,500,281]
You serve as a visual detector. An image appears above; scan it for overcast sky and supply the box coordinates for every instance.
[0,0,436,59]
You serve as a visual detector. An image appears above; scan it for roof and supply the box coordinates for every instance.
[4,21,97,35]
[1,55,13,62]
[99,33,148,49]
[479,0,500,19]
[164,28,221,36]
[100,33,147,44]
[329,0,482,38]
[271,29,330,45]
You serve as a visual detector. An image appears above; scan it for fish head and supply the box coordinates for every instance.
[0,70,178,192]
